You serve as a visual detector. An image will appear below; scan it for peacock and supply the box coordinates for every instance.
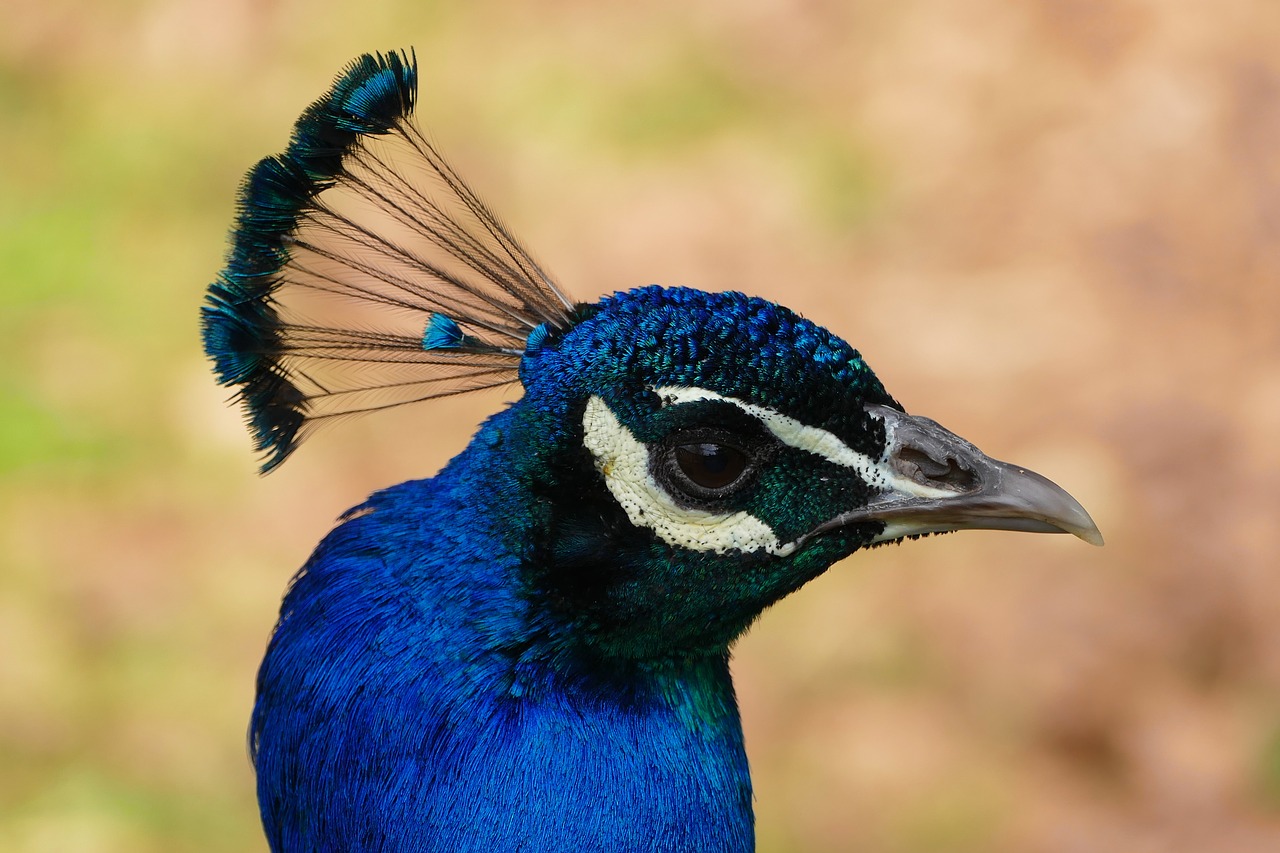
[203,50,1102,853]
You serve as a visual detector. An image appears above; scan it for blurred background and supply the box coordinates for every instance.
[3,1,1279,850]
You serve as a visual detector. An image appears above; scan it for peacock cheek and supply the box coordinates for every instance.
[743,460,879,546]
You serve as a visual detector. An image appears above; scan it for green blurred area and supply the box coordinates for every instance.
[3,2,1279,851]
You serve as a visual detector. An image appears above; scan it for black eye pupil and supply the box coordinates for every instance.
[675,443,748,490]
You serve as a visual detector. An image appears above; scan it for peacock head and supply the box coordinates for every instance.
[502,285,1100,661]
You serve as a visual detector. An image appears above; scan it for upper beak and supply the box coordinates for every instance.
[812,405,1103,546]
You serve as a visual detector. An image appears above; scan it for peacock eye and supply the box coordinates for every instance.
[674,443,748,491]
[650,422,775,507]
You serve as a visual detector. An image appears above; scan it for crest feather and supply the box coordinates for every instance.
[202,50,575,472]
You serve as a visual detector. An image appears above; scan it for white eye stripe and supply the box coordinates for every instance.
[581,395,796,556]
[653,386,893,491]
[653,386,955,501]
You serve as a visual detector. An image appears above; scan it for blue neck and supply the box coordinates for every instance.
[251,407,755,852]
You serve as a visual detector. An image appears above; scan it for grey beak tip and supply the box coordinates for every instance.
[1076,524,1105,548]
[1075,525,1105,545]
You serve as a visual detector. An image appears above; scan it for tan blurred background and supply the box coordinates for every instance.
[3,1,1279,851]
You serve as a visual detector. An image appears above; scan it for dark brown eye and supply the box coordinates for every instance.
[674,443,748,491]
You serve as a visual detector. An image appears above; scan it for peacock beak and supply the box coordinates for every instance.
[811,405,1104,546]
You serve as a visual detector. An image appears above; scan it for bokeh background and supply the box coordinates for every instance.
[3,1,1279,851]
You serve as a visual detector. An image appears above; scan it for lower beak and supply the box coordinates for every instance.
[813,405,1103,547]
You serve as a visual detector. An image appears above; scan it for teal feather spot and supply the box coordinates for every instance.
[422,313,464,350]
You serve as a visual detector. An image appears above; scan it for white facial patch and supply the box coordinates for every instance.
[581,396,795,556]
[582,387,958,557]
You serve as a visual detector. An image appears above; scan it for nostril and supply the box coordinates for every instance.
[896,447,977,490]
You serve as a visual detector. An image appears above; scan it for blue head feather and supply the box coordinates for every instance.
[521,286,894,447]
[525,320,552,354]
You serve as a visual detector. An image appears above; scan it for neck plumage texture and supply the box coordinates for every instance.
[251,403,754,853]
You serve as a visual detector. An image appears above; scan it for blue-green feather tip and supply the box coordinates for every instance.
[422,313,464,350]
[228,155,315,276]
[201,281,278,384]
[285,49,417,181]
[201,279,302,473]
